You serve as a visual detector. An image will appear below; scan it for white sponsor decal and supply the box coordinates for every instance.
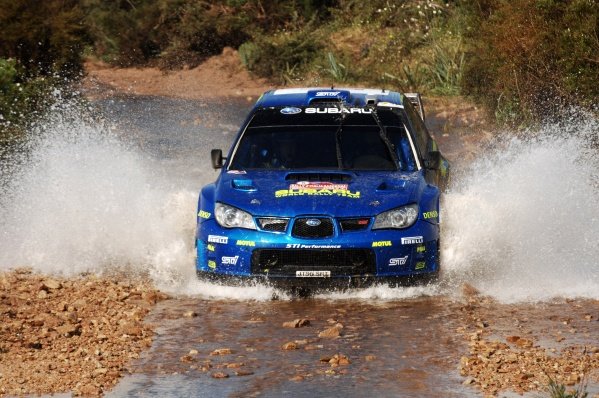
[296,270,331,277]
[389,255,409,266]
[315,91,341,97]
[305,107,373,114]
[289,181,348,190]
[208,235,228,244]
[401,236,424,245]
[222,255,239,265]
[286,244,341,249]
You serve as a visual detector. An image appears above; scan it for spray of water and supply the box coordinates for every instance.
[441,113,599,302]
[1,99,597,303]
[0,100,279,301]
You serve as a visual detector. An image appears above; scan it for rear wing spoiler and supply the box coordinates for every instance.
[404,93,425,121]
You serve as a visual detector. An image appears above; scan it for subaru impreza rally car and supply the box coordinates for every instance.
[196,88,449,288]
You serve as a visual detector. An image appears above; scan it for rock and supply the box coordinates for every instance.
[211,372,229,379]
[183,310,198,318]
[210,348,232,356]
[462,377,476,385]
[42,279,62,290]
[318,324,343,338]
[180,355,195,363]
[55,324,81,337]
[515,338,533,348]
[121,323,143,336]
[37,290,48,299]
[226,362,244,368]
[282,342,298,350]
[188,349,199,355]
[364,355,376,361]
[324,353,351,366]
[92,368,108,376]
[282,319,310,328]
[235,370,254,376]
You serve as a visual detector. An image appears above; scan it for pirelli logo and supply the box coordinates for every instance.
[401,236,423,245]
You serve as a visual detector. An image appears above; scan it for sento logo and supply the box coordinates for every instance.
[280,107,302,115]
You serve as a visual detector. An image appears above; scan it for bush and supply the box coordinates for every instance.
[0,59,58,142]
[239,31,324,83]
[461,0,599,125]
[0,0,87,77]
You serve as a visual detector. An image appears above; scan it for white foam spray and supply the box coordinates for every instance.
[0,99,280,300]
[441,113,599,302]
[1,99,597,303]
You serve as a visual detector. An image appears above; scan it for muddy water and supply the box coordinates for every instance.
[108,296,476,397]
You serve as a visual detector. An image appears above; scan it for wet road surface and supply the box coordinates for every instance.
[109,295,477,397]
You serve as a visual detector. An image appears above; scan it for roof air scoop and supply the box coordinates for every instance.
[365,95,378,105]
[307,89,351,105]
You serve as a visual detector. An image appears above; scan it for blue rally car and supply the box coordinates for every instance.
[196,88,449,288]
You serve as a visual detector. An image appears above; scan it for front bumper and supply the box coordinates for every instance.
[196,218,440,284]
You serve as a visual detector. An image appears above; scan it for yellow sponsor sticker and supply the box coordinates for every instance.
[206,244,215,252]
[275,188,360,199]
[422,210,438,219]
[198,210,211,219]
[208,260,216,269]
[372,241,392,247]
[416,245,426,253]
[236,240,256,247]
[415,261,425,270]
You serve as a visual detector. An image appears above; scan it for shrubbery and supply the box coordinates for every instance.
[0,0,596,129]
[461,0,599,125]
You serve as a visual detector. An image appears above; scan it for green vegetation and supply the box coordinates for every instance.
[547,376,588,398]
[0,0,597,135]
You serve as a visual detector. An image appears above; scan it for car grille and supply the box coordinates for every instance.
[339,218,371,232]
[292,217,334,238]
[251,249,376,276]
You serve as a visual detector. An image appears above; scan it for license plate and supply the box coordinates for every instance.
[296,270,331,278]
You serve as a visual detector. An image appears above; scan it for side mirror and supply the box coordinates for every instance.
[424,151,442,170]
[211,149,226,169]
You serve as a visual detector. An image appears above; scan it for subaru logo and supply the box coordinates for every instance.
[280,107,302,115]
[306,219,321,227]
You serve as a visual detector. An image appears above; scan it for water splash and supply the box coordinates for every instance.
[2,98,598,303]
[441,112,599,303]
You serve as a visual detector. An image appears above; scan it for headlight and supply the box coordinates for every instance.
[215,203,256,229]
[372,204,419,229]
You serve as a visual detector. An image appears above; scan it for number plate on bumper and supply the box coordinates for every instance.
[296,270,331,278]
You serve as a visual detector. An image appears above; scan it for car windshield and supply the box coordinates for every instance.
[228,107,417,171]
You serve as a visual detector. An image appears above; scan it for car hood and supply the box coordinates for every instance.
[215,170,422,217]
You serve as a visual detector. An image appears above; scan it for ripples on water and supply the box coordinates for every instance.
[0,98,597,303]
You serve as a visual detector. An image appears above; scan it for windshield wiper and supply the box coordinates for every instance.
[334,107,347,169]
[369,106,401,169]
